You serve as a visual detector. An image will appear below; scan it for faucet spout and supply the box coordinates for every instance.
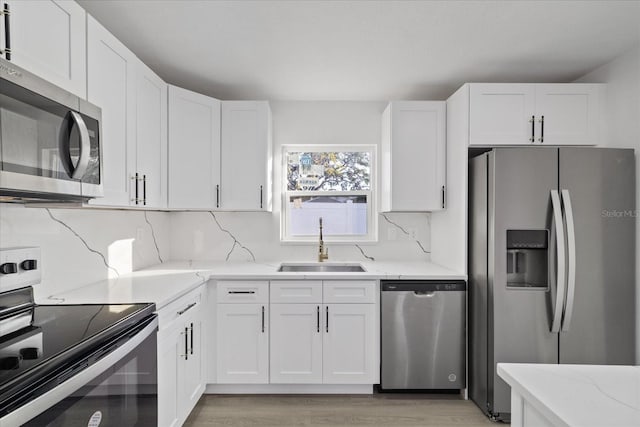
[318,217,329,262]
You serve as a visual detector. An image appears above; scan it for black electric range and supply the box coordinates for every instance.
[0,286,157,424]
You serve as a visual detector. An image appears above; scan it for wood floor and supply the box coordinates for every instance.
[184,394,497,426]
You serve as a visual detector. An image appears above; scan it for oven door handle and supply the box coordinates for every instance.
[0,316,158,426]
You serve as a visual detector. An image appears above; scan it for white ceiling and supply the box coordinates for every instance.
[78,0,640,101]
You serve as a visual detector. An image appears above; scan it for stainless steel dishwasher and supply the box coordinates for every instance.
[381,280,466,390]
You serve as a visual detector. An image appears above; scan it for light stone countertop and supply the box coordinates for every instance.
[43,260,465,310]
[497,363,640,427]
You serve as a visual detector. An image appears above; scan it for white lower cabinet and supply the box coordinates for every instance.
[214,280,379,388]
[270,303,323,383]
[158,286,206,427]
[216,303,269,383]
[323,304,377,384]
[158,326,180,427]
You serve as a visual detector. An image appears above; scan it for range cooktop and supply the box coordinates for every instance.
[0,287,155,415]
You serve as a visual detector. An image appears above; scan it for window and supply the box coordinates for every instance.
[282,145,376,242]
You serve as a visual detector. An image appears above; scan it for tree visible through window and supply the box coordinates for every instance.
[282,146,376,242]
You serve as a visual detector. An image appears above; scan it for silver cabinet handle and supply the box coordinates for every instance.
[550,190,567,333]
[561,189,576,332]
[228,290,255,294]
[1,3,10,60]
[261,306,265,333]
[181,327,189,360]
[316,305,320,333]
[177,302,197,316]
[259,185,263,209]
[538,116,545,143]
[143,174,147,206]
[216,184,220,208]
[59,111,91,180]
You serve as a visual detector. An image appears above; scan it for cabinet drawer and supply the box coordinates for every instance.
[323,281,376,303]
[217,281,269,303]
[270,280,322,303]
[158,285,203,330]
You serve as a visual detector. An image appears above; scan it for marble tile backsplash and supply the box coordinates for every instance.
[0,204,171,299]
[169,211,431,263]
[0,204,430,297]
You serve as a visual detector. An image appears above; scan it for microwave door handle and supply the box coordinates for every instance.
[560,189,576,332]
[550,189,567,333]
[68,111,91,180]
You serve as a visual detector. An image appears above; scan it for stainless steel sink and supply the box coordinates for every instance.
[277,263,366,273]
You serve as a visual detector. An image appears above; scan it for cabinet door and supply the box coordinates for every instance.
[381,101,446,211]
[168,86,221,209]
[216,304,269,383]
[134,61,167,208]
[270,304,323,383]
[4,0,86,97]
[535,84,600,145]
[469,84,536,145]
[86,15,136,207]
[158,326,181,427]
[323,304,377,384]
[180,316,205,423]
[220,101,271,211]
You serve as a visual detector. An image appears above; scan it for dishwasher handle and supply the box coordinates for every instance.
[381,281,466,292]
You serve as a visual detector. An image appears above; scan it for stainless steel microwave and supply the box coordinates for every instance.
[0,58,103,202]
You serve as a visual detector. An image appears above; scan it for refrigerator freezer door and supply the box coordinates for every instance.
[558,148,635,365]
[489,148,559,416]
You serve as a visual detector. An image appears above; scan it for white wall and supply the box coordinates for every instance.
[575,45,640,362]
[0,204,171,300]
[170,101,433,263]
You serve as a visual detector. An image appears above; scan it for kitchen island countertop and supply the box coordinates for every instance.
[498,363,640,427]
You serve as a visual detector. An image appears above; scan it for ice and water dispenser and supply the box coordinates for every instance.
[506,230,548,288]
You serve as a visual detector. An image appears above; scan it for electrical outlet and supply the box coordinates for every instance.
[408,228,417,239]
[136,227,144,241]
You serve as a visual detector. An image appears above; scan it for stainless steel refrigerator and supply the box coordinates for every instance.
[469,147,636,421]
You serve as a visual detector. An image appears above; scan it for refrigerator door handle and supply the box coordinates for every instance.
[561,189,576,332]
[550,189,567,333]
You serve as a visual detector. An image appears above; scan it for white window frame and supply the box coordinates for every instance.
[281,144,377,243]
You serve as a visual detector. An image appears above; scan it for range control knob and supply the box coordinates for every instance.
[20,259,37,271]
[0,263,18,275]
[20,347,41,360]
[0,356,20,370]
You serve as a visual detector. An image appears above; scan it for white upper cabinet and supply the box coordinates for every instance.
[381,101,446,212]
[86,15,136,207]
[220,101,272,211]
[133,61,167,209]
[534,84,601,145]
[87,16,167,208]
[1,0,86,97]
[468,83,601,146]
[168,85,221,210]
[469,84,536,145]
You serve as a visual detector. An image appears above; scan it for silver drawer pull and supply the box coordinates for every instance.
[177,302,197,316]
[228,290,256,294]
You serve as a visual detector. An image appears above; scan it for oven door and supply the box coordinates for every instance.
[2,316,157,427]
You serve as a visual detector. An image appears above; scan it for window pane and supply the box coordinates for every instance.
[286,151,370,191]
[288,195,368,236]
